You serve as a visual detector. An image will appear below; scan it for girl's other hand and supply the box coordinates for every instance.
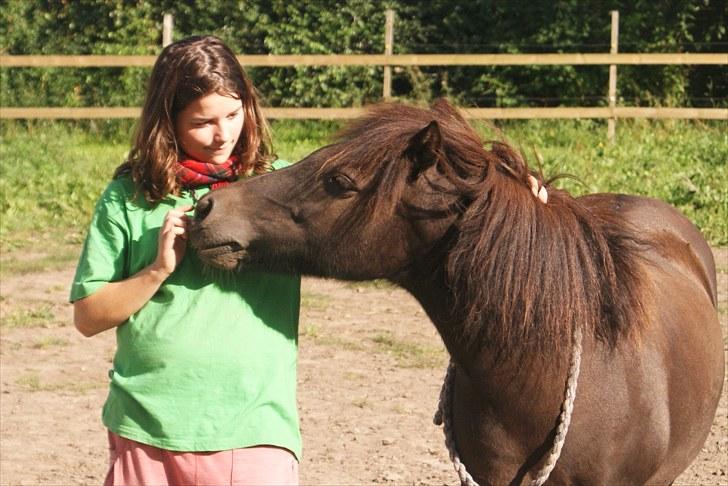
[154,205,194,276]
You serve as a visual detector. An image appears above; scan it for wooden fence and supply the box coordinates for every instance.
[1,10,726,141]
[2,53,725,117]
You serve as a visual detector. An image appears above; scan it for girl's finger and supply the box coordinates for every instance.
[167,216,186,227]
[172,205,195,217]
[166,212,185,222]
[527,174,548,204]
[166,205,193,219]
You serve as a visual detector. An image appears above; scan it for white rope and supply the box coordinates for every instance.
[434,327,583,486]
[433,361,479,486]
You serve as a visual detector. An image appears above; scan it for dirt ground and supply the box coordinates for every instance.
[1,249,726,485]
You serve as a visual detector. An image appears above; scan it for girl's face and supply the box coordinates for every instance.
[175,92,245,164]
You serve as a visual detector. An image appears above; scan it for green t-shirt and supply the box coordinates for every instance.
[70,169,301,457]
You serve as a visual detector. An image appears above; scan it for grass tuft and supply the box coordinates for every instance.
[32,337,69,349]
[15,373,42,391]
[14,372,105,393]
[300,292,331,310]
[370,331,446,369]
[1,304,57,328]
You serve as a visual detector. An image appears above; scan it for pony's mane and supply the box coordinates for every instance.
[331,100,648,356]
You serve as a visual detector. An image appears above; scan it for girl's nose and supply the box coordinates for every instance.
[214,122,231,142]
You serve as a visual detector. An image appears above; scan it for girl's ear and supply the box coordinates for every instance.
[405,120,442,181]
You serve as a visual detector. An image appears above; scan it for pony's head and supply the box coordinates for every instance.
[190,99,646,355]
[189,99,546,280]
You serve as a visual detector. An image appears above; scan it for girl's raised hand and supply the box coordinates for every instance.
[154,205,194,276]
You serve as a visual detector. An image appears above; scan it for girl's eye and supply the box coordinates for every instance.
[324,173,357,197]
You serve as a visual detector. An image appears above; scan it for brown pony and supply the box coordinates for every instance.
[189,100,723,485]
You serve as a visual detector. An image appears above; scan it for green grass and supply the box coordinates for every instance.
[1,118,725,276]
[350,396,370,409]
[0,119,334,245]
[300,324,322,339]
[369,331,446,369]
[0,243,81,278]
[714,250,728,274]
[1,303,57,328]
[0,120,129,256]
[32,336,69,349]
[15,373,42,391]
[15,372,105,393]
[300,291,331,310]
[476,118,728,245]
[299,322,366,350]
[300,323,446,368]
[272,119,341,162]
[345,279,397,291]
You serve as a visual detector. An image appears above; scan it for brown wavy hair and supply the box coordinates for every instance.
[115,35,274,204]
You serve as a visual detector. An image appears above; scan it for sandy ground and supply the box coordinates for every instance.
[0,249,726,485]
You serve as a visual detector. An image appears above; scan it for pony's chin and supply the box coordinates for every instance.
[196,243,247,271]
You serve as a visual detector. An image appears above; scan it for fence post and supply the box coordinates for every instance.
[163,13,174,48]
[383,9,395,100]
[607,10,619,144]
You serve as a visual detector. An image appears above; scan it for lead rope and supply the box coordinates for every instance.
[434,327,583,486]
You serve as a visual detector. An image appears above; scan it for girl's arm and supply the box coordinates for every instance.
[73,206,192,337]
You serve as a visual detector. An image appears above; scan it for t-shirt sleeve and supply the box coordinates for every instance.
[69,182,130,302]
[271,159,291,170]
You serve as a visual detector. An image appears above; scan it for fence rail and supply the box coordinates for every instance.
[1,52,726,67]
[2,106,725,120]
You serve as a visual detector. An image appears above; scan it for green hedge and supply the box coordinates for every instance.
[1,0,725,109]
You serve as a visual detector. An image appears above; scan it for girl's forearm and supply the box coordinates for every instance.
[73,264,170,337]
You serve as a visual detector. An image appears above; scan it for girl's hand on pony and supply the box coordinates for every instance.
[528,174,548,204]
[155,205,194,276]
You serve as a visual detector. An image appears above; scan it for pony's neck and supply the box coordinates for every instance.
[402,264,573,407]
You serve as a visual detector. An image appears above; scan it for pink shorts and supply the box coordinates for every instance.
[104,431,299,486]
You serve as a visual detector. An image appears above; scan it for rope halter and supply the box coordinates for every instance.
[434,326,583,486]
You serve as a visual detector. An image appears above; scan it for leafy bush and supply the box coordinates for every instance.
[1,0,725,108]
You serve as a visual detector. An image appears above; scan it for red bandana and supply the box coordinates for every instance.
[176,156,239,190]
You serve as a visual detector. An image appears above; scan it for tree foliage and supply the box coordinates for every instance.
[1,0,725,109]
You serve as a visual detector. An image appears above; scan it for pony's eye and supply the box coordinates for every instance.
[324,173,357,197]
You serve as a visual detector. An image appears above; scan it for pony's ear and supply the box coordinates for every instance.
[405,120,442,181]
[431,98,466,125]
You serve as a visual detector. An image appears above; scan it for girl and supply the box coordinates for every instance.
[70,36,301,485]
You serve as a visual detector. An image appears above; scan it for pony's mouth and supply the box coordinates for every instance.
[195,241,247,270]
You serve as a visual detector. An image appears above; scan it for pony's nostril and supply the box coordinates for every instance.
[195,197,214,221]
